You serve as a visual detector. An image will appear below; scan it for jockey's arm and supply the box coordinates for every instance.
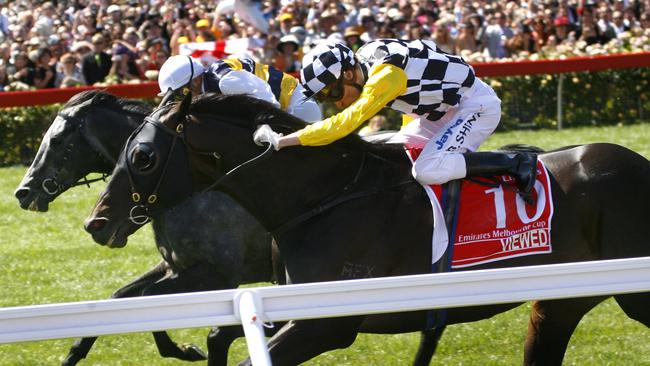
[277,64,407,149]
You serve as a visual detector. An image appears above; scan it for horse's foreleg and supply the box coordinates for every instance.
[141,262,234,361]
[237,316,364,366]
[615,292,650,327]
[61,260,170,366]
[207,321,285,366]
[524,297,605,365]
[413,327,446,366]
[61,337,98,366]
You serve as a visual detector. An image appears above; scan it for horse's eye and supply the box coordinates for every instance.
[50,136,61,147]
[130,143,157,172]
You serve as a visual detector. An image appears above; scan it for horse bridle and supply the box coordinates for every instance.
[41,112,116,196]
[122,104,275,225]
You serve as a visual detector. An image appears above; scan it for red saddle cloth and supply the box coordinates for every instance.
[407,148,554,268]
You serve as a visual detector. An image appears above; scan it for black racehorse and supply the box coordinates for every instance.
[85,92,650,365]
[14,90,442,366]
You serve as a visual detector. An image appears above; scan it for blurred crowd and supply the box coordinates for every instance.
[0,0,648,92]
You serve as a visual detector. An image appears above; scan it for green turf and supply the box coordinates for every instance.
[0,124,648,365]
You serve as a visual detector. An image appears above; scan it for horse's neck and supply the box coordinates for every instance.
[94,111,145,162]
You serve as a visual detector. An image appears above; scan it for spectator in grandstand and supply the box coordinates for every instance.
[389,13,411,40]
[106,43,140,84]
[611,11,627,35]
[34,2,55,38]
[358,115,389,136]
[56,53,85,88]
[506,22,536,55]
[82,33,112,85]
[274,34,301,73]
[9,52,35,88]
[343,26,365,52]
[0,8,10,42]
[316,9,342,38]
[596,7,618,43]
[0,43,10,67]
[640,12,650,30]
[577,7,603,45]
[359,13,379,44]
[407,20,433,40]
[254,40,537,204]
[0,64,8,91]
[169,19,196,56]
[71,41,93,60]
[623,7,641,30]
[549,16,574,45]
[484,12,514,59]
[195,18,218,42]
[47,35,65,62]
[455,22,478,54]
[33,47,56,89]
[530,16,551,51]
[433,20,455,53]
[278,13,295,36]
[157,55,321,122]
[466,14,486,50]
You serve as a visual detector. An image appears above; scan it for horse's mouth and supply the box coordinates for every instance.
[15,187,50,212]
[85,217,135,248]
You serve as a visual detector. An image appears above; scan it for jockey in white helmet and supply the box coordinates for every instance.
[158,55,321,123]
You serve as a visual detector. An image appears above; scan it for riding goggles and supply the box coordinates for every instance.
[315,79,345,103]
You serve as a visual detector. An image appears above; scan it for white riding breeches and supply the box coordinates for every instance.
[389,79,502,185]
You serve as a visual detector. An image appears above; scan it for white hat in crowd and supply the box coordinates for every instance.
[157,55,205,95]
[107,5,121,14]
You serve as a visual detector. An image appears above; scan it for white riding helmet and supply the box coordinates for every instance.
[157,55,205,96]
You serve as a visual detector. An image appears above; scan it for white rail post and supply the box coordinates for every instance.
[234,290,272,366]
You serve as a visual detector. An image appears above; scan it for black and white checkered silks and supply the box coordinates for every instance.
[300,42,356,98]
[357,39,476,121]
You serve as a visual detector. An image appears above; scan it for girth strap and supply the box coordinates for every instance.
[426,179,462,331]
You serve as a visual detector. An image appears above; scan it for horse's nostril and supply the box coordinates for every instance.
[15,188,30,200]
[85,218,108,233]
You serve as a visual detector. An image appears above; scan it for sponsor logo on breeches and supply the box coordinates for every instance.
[434,112,480,151]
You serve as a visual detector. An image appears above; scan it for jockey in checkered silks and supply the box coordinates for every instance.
[253,39,537,204]
[157,55,322,123]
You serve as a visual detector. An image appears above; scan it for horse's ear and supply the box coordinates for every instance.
[178,91,192,118]
[158,88,176,109]
[89,90,104,105]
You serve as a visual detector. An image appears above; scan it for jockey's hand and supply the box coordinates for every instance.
[253,124,282,151]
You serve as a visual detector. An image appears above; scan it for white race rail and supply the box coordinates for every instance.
[2,257,650,365]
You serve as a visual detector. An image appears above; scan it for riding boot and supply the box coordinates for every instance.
[464,151,538,205]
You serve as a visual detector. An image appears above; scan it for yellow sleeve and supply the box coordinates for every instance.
[297,64,408,146]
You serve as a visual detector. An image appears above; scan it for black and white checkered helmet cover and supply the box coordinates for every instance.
[300,41,356,98]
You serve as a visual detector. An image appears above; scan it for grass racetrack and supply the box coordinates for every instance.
[1,124,649,365]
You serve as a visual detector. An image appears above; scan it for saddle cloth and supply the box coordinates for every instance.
[406,148,554,268]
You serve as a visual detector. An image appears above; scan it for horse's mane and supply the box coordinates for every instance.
[65,90,152,116]
[189,93,406,160]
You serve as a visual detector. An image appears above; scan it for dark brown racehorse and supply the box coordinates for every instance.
[15,90,443,366]
[86,93,650,365]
